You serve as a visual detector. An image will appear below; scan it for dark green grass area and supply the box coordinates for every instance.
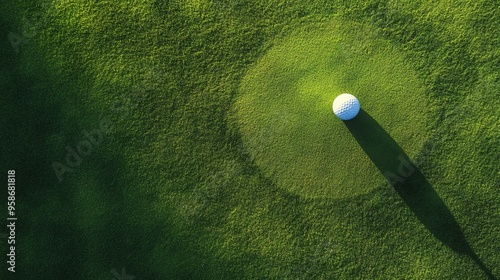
[346,109,495,279]
[0,0,499,279]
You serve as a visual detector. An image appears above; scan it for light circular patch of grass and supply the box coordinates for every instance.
[234,19,433,199]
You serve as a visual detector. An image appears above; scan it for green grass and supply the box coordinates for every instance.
[0,0,499,279]
[235,19,431,198]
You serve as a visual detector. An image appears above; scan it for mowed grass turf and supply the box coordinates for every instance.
[235,19,431,198]
[0,0,499,279]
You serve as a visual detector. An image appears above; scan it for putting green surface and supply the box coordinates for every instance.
[1,0,499,279]
[235,20,431,198]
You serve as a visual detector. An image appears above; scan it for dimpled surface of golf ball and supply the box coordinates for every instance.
[332,93,360,120]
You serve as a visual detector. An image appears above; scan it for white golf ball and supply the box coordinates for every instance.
[332,93,360,120]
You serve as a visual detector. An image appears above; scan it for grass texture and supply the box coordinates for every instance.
[235,19,431,198]
[0,0,499,279]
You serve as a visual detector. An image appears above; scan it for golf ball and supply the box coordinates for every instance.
[332,93,360,120]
